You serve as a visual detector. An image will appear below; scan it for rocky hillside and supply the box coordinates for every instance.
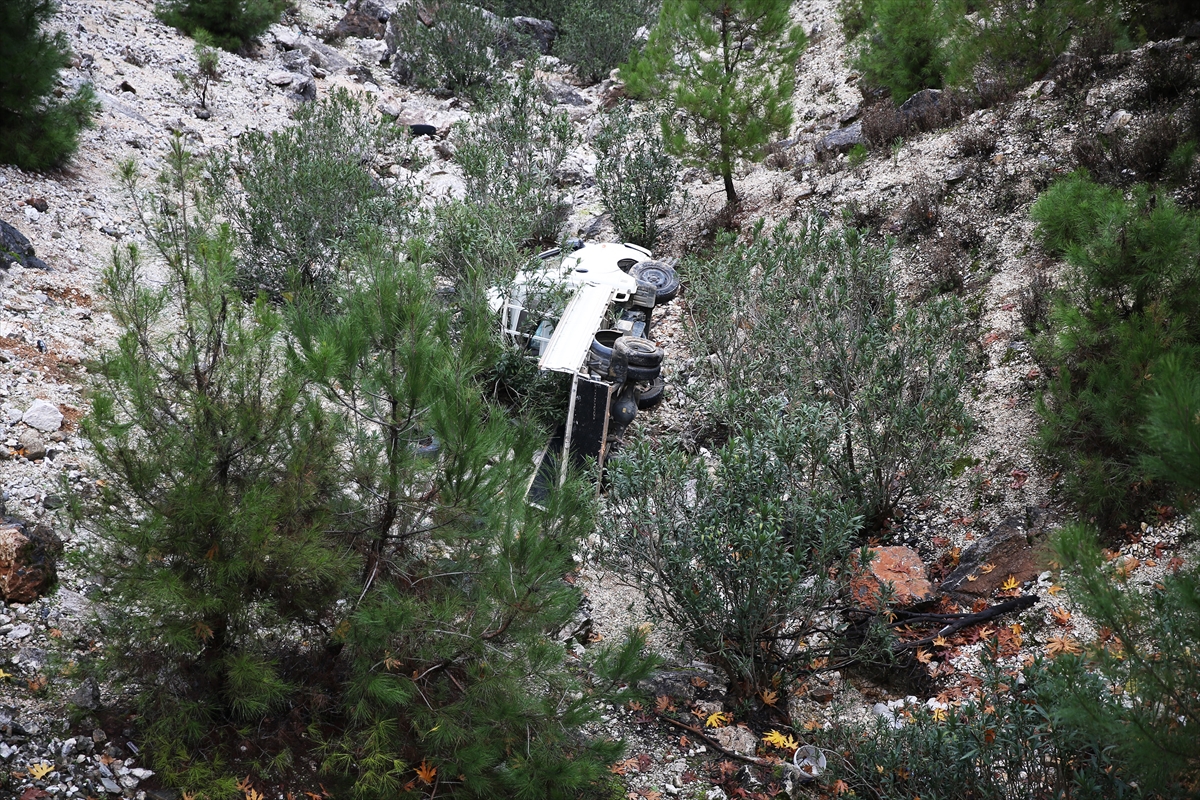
[1,0,1198,797]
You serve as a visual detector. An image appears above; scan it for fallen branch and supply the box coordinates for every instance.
[653,712,766,767]
[891,594,1039,651]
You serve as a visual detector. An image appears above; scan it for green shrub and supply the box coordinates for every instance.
[173,40,220,112]
[389,0,504,94]
[684,220,972,531]
[837,0,878,41]
[451,68,574,255]
[557,0,653,85]
[483,0,569,19]
[593,103,677,248]
[1046,354,1200,793]
[601,411,880,697]
[815,652,1154,800]
[0,0,97,170]
[156,0,285,50]
[1031,172,1200,524]
[623,0,805,205]
[854,0,954,103]
[211,89,415,301]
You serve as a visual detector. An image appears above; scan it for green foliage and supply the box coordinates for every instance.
[75,141,353,792]
[211,89,415,301]
[593,104,678,248]
[156,0,285,50]
[290,247,658,798]
[1051,525,1200,794]
[854,0,954,103]
[622,0,806,205]
[684,220,972,531]
[78,125,656,798]
[1047,354,1200,795]
[1031,172,1200,524]
[848,142,869,167]
[945,0,1123,96]
[837,0,878,41]
[483,0,569,18]
[173,40,220,111]
[389,0,507,95]
[1142,353,1200,491]
[441,68,574,279]
[0,0,97,170]
[601,412,878,696]
[815,653,1153,800]
[557,0,654,85]
[849,0,1123,105]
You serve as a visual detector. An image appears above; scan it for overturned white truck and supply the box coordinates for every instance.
[489,241,679,496]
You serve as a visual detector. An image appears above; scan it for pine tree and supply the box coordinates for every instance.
[78,131,658,797]
[0,0,97,170]
[1049,354,1200,794]
[622,0,805,206]
[289,246,659,799]
[156,0,286,51]
[75,141,353,793]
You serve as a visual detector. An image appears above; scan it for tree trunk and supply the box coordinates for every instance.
[722,167,738,206]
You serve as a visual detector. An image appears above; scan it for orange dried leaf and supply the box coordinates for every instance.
[415,759,437,785]
[760,688,779,707]
[1046,634,1082,658]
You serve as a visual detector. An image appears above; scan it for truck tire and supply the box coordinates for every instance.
[630,261,680,303]
[613,336,664,368]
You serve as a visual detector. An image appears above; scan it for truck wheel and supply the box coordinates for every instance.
[630,261,680,303]
[625,362,661,382]
[613,336,664,368]
[635,377,666,408]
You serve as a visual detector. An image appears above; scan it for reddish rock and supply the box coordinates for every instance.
[940,515,1051,598]
[0,518,63,603]
[850,546,935,609]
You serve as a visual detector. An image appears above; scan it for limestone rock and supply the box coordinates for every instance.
[0,518,63,603]
[1103,109,1131,135]
[70,677,102,711]
[17,430,46,461]
[899,88,941,116]
[333,3,388,39]
[815,121,863,155]
[712,725,757,757]
[21,400,63,432]
[509,16,556,54]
